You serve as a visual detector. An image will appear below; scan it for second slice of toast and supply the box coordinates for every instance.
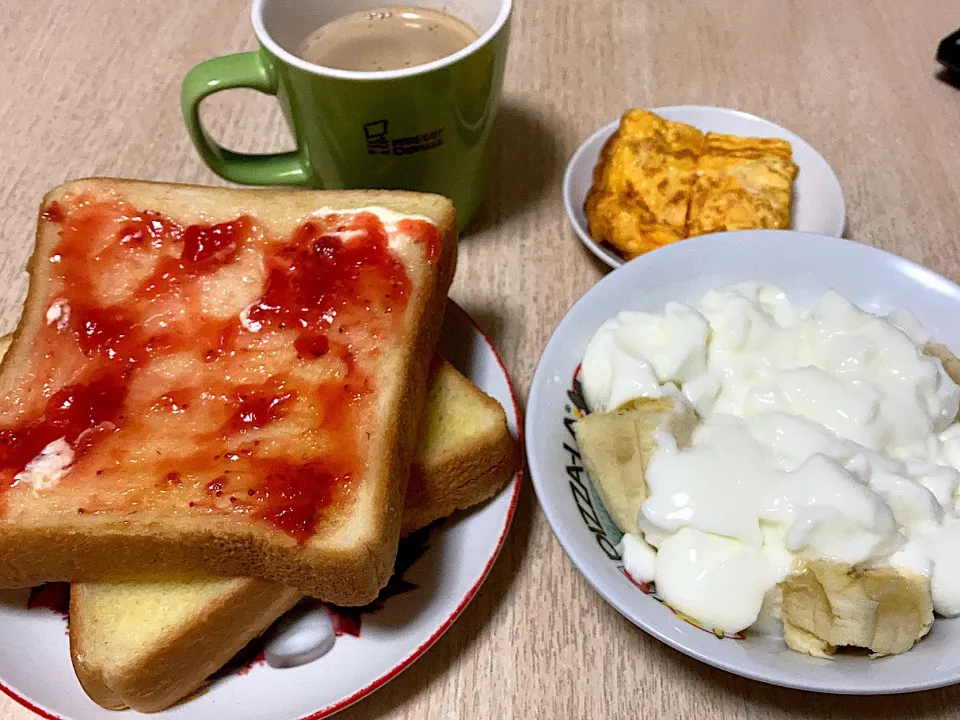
[68,357,516,712]
[0,179,456,603]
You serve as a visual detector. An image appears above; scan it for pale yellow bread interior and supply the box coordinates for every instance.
[0,179,457,603]
[72,578,297,712]
[67,358,515,712]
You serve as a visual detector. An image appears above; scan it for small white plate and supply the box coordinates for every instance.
[526,230,960,694]
[0,301,522,720]
[563,106,847,269]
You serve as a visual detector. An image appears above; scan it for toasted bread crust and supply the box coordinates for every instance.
[401,410,516,534]
[0,179,457,604]
[70,580,301,712]
[365,210,458,593]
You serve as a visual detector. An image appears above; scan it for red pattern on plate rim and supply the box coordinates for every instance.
[26,584,69,618]
[0,685,61,720]
[215,528,432,677]
[0,299,523,720]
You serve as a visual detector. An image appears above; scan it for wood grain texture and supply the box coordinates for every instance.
[3,0,960,717]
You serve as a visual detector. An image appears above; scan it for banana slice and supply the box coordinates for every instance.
[925,342,960,386]
[779,559,933,658]
[780,341,953,658]
[573,396,696,534]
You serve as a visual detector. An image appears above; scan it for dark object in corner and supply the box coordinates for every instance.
[937,28,960,74]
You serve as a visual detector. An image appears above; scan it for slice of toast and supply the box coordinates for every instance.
[68,358,516,712]
[401,356,516,534]
[0,179,457,603]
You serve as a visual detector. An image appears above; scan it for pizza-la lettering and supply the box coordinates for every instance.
[567,453,620,561]
[562,442,580,465]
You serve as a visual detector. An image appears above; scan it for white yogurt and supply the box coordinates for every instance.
[263,603,337,669]
[582,283,960,633]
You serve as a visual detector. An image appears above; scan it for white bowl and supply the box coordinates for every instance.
[526,230,960,694]
[563,106,847,269]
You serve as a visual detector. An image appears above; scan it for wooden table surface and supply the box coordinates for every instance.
[3,0,960,718]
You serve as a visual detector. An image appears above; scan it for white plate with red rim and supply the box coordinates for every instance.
[0,300,522,720]
[563,105,847,269]
[526,230,960,694]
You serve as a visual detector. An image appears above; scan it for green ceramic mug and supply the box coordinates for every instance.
[181,0,511,229]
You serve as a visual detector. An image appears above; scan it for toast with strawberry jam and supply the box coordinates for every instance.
[68,357,516,712]
[0,179,457,604]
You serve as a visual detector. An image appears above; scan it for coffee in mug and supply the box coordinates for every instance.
[299,5,480,72]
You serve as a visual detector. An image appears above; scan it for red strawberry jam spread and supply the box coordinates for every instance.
[0,192,440,541]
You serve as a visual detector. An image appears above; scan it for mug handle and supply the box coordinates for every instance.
[181,51,310,186]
